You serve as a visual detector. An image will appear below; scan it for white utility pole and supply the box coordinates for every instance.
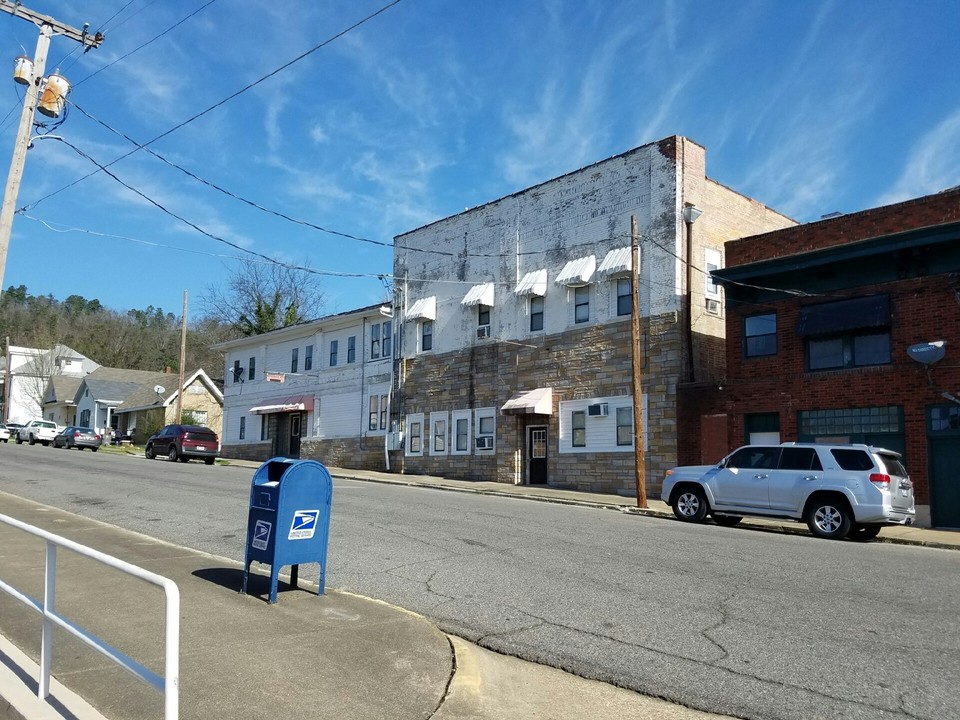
[0,2,102,289]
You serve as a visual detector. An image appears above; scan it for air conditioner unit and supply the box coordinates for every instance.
[705,298,721,315]
[477,325,491,339]
[587,402,609,417]
[475,436,494,450]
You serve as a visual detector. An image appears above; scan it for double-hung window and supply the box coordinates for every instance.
[248,357,256,381]
[304,344,313,371]
[574,286,589,323]
[329,340,339,367]
[371,324,381,358]
[744,313,777,357]
[290,348,299,373]
[571,410,586,447]
[421,321,433,351]
[616,278,631,316]
[530,296,544,331]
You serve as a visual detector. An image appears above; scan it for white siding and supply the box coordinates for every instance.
[558,396,646,454]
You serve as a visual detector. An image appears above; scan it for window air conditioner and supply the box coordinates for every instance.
[477,325,491,339]
[587,402,609,417]
[475,436,494,450]
[705,298,721,315]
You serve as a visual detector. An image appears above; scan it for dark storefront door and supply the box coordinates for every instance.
[929,405,960,529]
[289,412,302,458]
[528,426,547,484]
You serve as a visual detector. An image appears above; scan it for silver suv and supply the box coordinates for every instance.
[661,443,915,540]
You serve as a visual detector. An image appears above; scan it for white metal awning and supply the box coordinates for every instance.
[596,246,634,279]
[461,282,495,307]
[514,269,547,297]
[500,387,553,416]
[555,255,596,287]
[405,296,437,321]
[249,394,315,414]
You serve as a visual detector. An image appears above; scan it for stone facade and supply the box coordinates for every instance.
[394,135,792,495]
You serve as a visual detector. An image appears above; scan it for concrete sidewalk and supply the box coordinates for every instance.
[1,464,955,720]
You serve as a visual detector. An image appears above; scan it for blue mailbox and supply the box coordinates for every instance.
[241,458,333,604]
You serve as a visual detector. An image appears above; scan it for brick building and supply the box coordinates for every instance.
[711,187,960,528]
[393,136,792,494]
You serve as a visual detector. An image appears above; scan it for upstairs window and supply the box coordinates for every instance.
[304,344,313,371]
[799,296,891,371]
[329,340,339,367]
[347,336,356,364]
[248,356,256,381]
[371,323,381,358]
[382,321,392,358]
[421,321,433,352]
[744,313,777,357]
[616,278,631,317]
[530,296,544,332]
[290,347,299,373]
[574,286,589,323]
[232,359,242,383]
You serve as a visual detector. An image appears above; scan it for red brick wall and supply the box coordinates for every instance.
[723,275,960,503]
[726,187,960,266]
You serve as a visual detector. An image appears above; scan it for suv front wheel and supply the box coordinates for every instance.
[671,486,709,522]
[805,497,853,540]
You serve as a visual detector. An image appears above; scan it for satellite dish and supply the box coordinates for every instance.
[154,385,166,394]
[907,341,946,365]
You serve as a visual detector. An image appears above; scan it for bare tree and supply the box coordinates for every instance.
[201,259,326,336]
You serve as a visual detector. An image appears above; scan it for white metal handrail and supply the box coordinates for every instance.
[0,512,179,719]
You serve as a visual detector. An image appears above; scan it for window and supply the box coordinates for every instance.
[291,347,299,373]
[382,322,392,358]
[248,357,256,381]
[807,332,891,371]
[456,418,469,451]
[347,336,356,363]
[744,313,777,357]
[80,409,90,426]
[239,417,246,440]
[530,296,544,331]
[452,410,471,454]
[704,248,722,299]
[329,340,339,367]
[421,321,433,351]
[616,406,633,446]
[478,304,490,327]
[725,447,780,469]
[616,278,631,317]
[745,412,780,444]
[830,448,875,471]
[304,344,313,371]
[475,409,495,450]
[574,286,589,323]
[408,419,422,453]
[779,447,823,471]
[571,410,586,447]
[432,419,447,455]
[367,394,389,431]
[191,410,208,425]
[799,406,902,438]
[371,324,381,358]
[233,360,242,383]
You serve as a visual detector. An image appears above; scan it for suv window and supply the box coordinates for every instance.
[877,452,907,477]
[779,447,823,471]
[726,447,781,469]
[830,448,875,471]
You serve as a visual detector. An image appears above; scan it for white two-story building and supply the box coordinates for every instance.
[212,304,395,466]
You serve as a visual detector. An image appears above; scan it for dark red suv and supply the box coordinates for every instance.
[145,424,219,465]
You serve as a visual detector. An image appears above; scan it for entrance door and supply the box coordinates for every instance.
[289,412,302,458]
[528,426,548,485]
[929,404,960,528]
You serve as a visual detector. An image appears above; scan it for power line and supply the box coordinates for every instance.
[25,0,404,211]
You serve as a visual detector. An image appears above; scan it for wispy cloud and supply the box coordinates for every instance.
[875,109,960,206]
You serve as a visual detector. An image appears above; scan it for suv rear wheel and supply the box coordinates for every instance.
[168,446,178,462]
[805,497,853,540]
[672,486,709,522]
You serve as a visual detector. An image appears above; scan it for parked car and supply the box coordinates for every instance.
[16,419,59,446]
[0,424,9,442]
[661,442,916,541]
[53,426,103,451]
[145,424,219,465]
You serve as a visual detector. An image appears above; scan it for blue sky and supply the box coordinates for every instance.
[1,0,958,320]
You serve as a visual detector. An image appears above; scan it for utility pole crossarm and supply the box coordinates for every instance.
[0,1,103,48]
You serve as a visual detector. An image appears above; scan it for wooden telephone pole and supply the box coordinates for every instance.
[0,2,103,289]
[630,216,647,507]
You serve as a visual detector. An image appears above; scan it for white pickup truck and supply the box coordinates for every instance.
[16,419,59,446]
